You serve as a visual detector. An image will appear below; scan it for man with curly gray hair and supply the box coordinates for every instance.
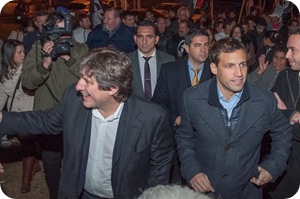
[0,46,174,199]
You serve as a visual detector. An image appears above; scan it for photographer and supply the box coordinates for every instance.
[21,12,89,199]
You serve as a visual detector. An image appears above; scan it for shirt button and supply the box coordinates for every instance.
[225,144,231,150]
[222,173,229,178]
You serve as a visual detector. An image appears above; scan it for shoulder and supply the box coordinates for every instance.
[277,68,296,79]
[247,82,275,100]
[161,58,186,69]
[156,50,175,61]
[89,25,104,35]
[126,50,137,58]
[185,78,212,97]
[119,24,134,34]
[127,95,166,115]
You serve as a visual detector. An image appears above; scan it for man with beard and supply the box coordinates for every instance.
[86,7,135,53]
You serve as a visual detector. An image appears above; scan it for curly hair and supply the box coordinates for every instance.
[79,46,132,102]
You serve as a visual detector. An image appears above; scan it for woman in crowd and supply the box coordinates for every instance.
[230,24,256,69]
[0,39,40,193]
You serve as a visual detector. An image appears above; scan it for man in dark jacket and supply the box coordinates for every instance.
[152,29,213,184]
[176,37,292,199]
[0,47,174,199]
[156,16,173,53]
[86,7,136,53]
[268,27,300,199]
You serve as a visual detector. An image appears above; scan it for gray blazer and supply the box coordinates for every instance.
[127,49,175,99]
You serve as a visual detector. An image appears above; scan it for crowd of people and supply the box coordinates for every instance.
[0,0,300,198]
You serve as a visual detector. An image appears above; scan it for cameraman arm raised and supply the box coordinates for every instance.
[41,41,55,69]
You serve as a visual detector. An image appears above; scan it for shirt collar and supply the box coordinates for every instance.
[217,85,243,102]
[138,49,156,59]
[92,102,124,122]
[188,59,204,71]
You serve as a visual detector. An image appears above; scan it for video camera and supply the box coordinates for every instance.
[41,11,73,58]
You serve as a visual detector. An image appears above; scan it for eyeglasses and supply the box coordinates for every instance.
[103,16,116,21]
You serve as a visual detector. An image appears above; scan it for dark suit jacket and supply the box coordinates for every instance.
[152,57,213,125]
[126,49,175,99]
[176,78,292,199]
[0,84,174,199]
[271,68,300,119]
[268,68,300,198]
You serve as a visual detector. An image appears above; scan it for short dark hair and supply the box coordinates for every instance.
[136,20,158,35]
[210,37,246,66]
[185,28,209,46]
[35,9,48,18]
[274,44,288,54]
[73,11,89,28]
[121,10,135,20]
[79,46,132,102]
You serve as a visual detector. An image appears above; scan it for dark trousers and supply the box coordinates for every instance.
[42,150,61,199]
[81,190,113,199]
[38,134,63,199]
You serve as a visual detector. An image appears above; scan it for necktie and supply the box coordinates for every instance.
[192,68,200,86]
[143,56,152,100]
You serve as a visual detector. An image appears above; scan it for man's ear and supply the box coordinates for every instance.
[210,63,217,75]
[155,35,159,44]
[184,44,189,54]
[109,87,119,96]
[134,35,137,43]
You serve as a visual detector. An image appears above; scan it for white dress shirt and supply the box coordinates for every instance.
[84,102,124,198]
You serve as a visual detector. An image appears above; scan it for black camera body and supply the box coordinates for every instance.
[41,11,73,58]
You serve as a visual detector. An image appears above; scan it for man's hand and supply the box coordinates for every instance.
[175,116,181,126]
[250,166,273,186]
[190,173,215,193]
[290,111,300,124]
[274,92,287,110]
[257,55,269,75]
[42,41,55,69]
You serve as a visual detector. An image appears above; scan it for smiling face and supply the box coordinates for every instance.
[273,51,287,71]
[210,49,248,100]
[75,69,118,110]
